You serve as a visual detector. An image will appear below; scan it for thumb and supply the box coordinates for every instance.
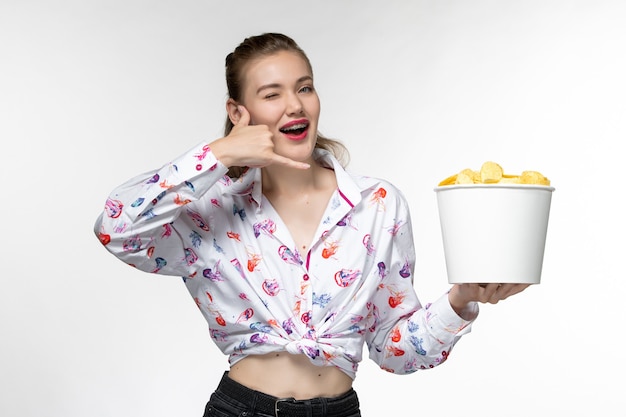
[236,105,250,126]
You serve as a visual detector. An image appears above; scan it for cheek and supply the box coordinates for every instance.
[249,104,283,127]
[306,96,321,116]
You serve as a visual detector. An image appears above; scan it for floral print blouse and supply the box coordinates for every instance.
[94,142,477,379]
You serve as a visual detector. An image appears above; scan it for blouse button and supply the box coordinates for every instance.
[303,274,309,281]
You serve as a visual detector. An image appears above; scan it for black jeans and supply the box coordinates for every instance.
[203,372,361,417]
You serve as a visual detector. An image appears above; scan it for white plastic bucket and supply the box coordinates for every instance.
[434,184,554,284]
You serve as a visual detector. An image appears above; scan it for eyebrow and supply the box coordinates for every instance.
[256,75,313,94]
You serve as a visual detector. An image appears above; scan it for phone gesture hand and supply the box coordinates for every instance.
[228,106,310,170]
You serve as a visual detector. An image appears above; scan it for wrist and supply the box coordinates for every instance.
[448,286,473,319]
[209,138,233,168]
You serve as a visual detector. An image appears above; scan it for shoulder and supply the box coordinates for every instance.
[346,171,414,222]
[351,171,408,201]
[316,149,411,210]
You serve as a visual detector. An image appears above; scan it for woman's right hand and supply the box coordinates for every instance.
[210,106,310,170]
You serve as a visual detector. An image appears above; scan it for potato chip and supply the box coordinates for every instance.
[438,162,550,186]
[460,168,481,184]
[498,175,520,184]
[438,174,458,186]
[456,171,476,184]
[520,170,550,185]
[480,161,503,183]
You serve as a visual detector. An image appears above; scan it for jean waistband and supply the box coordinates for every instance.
[216,372,360,417]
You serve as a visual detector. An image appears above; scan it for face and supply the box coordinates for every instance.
[237,50,320,163]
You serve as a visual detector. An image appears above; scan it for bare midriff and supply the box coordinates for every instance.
[227,352,353,400]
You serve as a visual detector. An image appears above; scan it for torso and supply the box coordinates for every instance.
[228,352,353,399]
[232,165,350,399]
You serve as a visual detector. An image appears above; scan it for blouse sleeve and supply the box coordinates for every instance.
[93,141,229,277]
[364,187,478,374]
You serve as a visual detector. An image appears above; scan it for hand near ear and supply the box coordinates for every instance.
[210,105,310,170]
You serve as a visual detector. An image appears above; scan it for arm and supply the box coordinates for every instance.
[93,141,229,276]
[365,189,477,374]
[93,107,312,277]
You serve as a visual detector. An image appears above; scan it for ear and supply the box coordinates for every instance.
[226,98,240,125]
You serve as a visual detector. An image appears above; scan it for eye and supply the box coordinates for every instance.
[265,92,279,99]
[299,85,314,94]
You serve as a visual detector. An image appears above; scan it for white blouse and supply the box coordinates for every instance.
[94,142,477,379]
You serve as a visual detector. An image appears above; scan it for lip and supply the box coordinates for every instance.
[279,118,310,141]
[280,118,309,130]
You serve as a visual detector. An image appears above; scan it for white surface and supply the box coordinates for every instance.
[1,1,625,416]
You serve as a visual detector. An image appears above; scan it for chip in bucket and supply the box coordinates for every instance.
[435,162,554,285]
[438,161,551,187]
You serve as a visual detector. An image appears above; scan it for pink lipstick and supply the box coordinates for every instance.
[279,118,310,141]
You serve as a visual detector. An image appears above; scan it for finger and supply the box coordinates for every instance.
[499,283,531,299]
[481,283,501,294]
[478,283,501,304]
[270,153,310,170]
[236,105,250,126]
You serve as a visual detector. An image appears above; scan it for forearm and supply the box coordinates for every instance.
[93,140,229,275]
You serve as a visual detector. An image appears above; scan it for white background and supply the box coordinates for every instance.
[1,1,624,416]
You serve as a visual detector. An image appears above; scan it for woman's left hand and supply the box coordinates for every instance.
[448,283,531,318]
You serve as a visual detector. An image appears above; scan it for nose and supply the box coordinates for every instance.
[286,93,304,115]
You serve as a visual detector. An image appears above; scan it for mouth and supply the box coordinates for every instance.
[279,119,310,140]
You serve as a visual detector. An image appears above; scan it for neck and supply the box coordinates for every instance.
[262,161,327,196]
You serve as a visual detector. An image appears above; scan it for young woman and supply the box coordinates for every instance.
[94,33,529,417]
